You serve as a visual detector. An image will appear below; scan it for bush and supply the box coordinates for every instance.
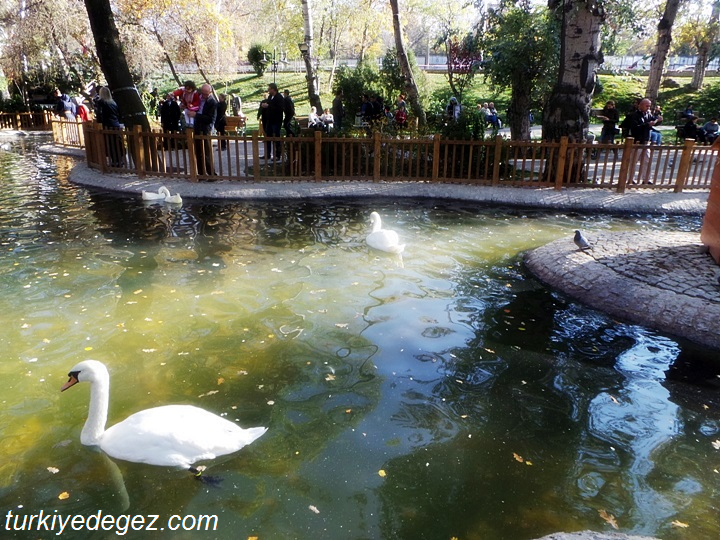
[248,44,271,77]
[332,62,383,128]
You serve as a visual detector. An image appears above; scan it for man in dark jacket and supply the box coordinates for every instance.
[283,89,295,137]
[192,83,217,177]
[160,93,181,132]
[332,89,345,130]
[260,83,284,160]
[628,98,659,184]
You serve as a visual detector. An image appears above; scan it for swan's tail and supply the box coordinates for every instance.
[390,244,405,254]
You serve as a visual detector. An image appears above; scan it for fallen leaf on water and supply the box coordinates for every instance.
[609,395,619,404]
[325,374,335,381]
[335,323,348,329]
[671,520,689,528]
[47,467,59,474]
[308,505,320,514]
[711,440,720,450]
[525,461,533,466]
[58,492,70,500]
[198,390,219,398]
[217,378,225,385]
[248,537,259,540]
[378,470,387,478]
[513,453,524,463]
[598,509,618,529]
[133,289,143,295]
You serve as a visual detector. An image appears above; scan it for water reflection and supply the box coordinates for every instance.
[0,134,718,540]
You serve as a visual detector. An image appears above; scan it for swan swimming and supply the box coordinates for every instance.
[366,212,405,254]
[163,191,182,204]
[61,360,267,469]
[141,186,171,201]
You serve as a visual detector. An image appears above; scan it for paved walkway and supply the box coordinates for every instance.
[65,161,709,216]
[525,231,720,350]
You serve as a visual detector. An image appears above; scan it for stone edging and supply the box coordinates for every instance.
[524,231,720,350]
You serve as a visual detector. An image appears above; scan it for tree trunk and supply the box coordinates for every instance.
[542,0,604,143]
[301,0,323,112]
[508,77,532,141]
[389,0,426,126]
[152,28,182,87]
[83,0,149,129]
[690,1,720,90]
[645,0,683,102]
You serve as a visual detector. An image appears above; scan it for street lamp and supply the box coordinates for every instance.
[261,47,279,84]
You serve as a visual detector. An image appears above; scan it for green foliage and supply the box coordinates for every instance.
[481,5,559,113]
[593,75,645,113]
[332,62,383,124]
[688,81,720,120]
[248,44,271,77]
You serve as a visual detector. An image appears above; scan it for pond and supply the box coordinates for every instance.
[0,135,717,540]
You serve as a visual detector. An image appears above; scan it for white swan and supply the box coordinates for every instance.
[367,212,405,254]
[164,191,182,205]
[61,360,267,469]
[141,186,171,201]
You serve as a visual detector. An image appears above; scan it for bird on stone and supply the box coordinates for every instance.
[573,230,591,251]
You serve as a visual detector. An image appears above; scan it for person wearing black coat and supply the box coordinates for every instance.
[192,84,217,177]
[260,83,285,160]
[215,94,228,149]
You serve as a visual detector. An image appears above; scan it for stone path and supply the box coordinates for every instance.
[524,231,720,350]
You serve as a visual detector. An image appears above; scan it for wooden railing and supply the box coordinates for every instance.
[76,121,718,192]
[0,111,52,131]
[51,117,86,148]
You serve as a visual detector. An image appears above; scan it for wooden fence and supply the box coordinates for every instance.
[0,111,52,131]
[76,121,718,192]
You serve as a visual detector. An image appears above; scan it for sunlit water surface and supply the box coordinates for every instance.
[0,135,718,540]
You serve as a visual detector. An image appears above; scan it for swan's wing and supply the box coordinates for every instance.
[367,230,403,253]
[101,405,267,467]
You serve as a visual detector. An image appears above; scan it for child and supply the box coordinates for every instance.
[172,81,200,128]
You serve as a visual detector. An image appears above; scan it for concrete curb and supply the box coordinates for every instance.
[524,231,720,350]
[64,161,709,216]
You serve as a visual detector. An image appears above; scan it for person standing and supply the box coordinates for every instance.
[597,100,619,144]
[282,89,296,137]
[96,87,123,167]
[192,83,217,177]
[332,89,345,130]
[629,98,659,184]
[215,93,228,150]
[160,93,181,133]
[260,83,284,160]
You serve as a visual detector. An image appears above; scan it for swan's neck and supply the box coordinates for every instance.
[81,374,109,446]
[372,218,382,233]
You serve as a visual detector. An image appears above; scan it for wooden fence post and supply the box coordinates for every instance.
[674,138,696,193]
[616,137,635,193]
[96,122,108,173]
[252,132,260,180]
[315,129,323,181]
[491,135,503,185]
[372,131,382,181]
[133,125,145,178]
[554,136,568,190]
[432,134,440,181]
[77,117,85,147]
[186,128,198,182]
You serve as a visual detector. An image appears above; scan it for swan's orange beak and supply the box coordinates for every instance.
[61,375,78,392]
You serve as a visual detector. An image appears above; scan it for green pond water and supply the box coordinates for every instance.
[0,134,718,540]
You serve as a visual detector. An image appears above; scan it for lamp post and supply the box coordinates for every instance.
[262,47,279,84]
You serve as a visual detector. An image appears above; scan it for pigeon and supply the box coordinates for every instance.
[573,230,591,251]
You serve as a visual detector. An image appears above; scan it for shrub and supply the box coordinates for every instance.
[248,44,271,77]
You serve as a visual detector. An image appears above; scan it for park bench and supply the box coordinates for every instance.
[225,115,246,135]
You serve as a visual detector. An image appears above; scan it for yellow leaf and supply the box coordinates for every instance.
[58,491,70,500]
[248,537,259,540]
[84,347,93,351]
[47,467,59,474]
[513,452,524,463]
[598,509,618,529]
[378,469,387,477]
[217,378,225,385]
[671,520,689,528]
[525,461,533,466]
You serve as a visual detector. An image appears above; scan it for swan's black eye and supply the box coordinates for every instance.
[68,370,80,379]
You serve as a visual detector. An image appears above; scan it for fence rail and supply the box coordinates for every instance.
[74,121,718,192]
[0,111,52,131]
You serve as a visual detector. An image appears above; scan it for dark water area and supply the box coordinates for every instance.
[0,134,717,539]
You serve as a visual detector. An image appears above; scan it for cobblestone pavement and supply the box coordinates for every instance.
[525,231,720,350]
